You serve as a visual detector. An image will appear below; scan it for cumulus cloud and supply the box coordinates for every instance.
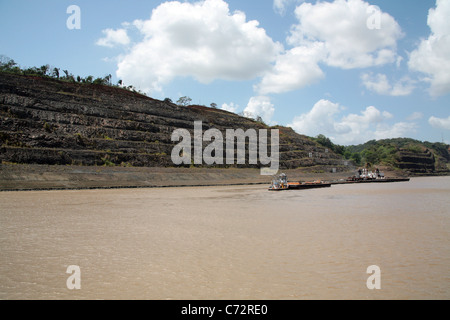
[255,43,326,95]
[407,112,423,121]
[288,99,345,136]
[243,96,275,124]
[361,73,415,96]
[96,28,130,47]
[429,116,450,130]
[409,0,450,97]
[371,122,418,141]
[273,0,299,15]
[113,0,282,93]
[288,0,403,69]
[288,99,417,145]
[221,102,238,113]
[257,0,403,95]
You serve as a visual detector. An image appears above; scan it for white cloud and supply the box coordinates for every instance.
[288,99,345,136]
[373,122,418,141]
[221,102,238,113]
[96,28,130,48]
[429,116,450,130]
[409,0,450,97]
[361,73,415,96]
[390,78,416,96]
[257,0,403,95]
[255,43,325,95]
[288,0,403,69]
[113,0,282,93]
[273,0,299,15]
[407,112,423,121]
[361,73,390,95]
[396,56,404,68]
[288,99,417,145]
[243,96,275,124]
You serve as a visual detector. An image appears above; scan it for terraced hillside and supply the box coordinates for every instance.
[0,72,348,172]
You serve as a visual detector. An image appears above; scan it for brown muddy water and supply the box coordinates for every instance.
[0,176,449,300]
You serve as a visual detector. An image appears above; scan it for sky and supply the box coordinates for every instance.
[0,0,449,145]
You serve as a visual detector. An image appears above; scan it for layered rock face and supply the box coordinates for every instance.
[396,149,448,175]
[0,73,347,171]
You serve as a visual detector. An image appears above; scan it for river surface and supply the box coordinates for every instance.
[0,176,449,300]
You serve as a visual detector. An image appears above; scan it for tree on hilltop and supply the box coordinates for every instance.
[177,96,192,106]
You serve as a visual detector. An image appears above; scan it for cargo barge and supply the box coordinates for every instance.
[269,173,331,191]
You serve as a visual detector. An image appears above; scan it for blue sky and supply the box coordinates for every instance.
[1,0,449,145]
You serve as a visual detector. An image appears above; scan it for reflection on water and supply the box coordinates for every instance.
[0,177,449,299]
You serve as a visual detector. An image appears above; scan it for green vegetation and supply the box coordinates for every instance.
[312,135,449,169]
[0,55,145,95]
[101,156,115,167]
[177,96,192,106]
[313,134,345,155]
[1,55,233,113]
[120,162,133,167]
[255,116,267,126]
[43,122,53,133]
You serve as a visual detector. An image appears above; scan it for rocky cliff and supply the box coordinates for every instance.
[396,148,449,175]
[0,73,348,172]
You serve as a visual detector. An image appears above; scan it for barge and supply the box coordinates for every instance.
[269,173,331,191]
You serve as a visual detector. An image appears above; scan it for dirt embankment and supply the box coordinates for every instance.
[0,162,410,191]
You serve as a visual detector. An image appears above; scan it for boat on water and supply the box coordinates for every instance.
[287,181,332,189]
[269,173,331,191]
[343,168,410,184]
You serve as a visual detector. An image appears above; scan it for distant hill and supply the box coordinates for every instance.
[342,138,449,175]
